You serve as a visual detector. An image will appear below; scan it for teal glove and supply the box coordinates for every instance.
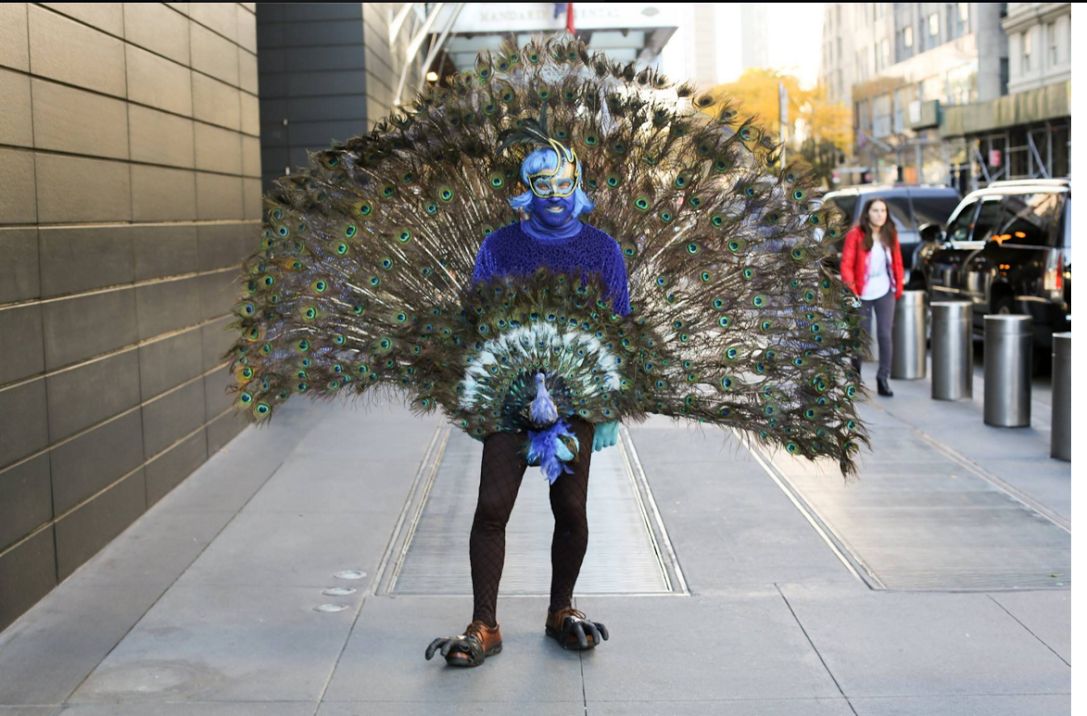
[592,421,619,452]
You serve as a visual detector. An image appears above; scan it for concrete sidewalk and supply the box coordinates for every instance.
[0,357,1070,715]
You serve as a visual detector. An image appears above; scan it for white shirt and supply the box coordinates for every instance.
[860,242,894,301]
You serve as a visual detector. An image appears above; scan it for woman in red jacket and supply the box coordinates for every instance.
[840,198,905,397]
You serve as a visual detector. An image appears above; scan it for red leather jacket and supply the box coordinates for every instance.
[840,225,905,300]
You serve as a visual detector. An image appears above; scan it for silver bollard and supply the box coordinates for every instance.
[983,315,1032,427]
[892,290,926,379]
[1051,333,1071,460]
[931,301,973,400]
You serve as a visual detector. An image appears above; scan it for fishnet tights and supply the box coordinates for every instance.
[470,418,595,627]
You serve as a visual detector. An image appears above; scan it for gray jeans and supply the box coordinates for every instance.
[859,289,895,381]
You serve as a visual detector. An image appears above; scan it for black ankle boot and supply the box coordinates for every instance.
[877,377,893,397]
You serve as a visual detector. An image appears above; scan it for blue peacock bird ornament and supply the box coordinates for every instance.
[225,36,869,477]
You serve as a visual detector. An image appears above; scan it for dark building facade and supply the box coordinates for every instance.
[0,2,260,631]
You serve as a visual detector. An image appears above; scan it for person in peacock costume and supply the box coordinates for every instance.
[226,36,867,667]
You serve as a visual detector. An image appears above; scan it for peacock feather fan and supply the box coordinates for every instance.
[225,36,869,476]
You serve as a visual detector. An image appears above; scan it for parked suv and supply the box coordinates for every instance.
[919,179,1071,352]
[821,185,962,289]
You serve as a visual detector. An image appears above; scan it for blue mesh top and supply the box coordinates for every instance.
[471,221,632,316]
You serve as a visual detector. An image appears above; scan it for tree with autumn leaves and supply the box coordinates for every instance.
[704,69,851,189]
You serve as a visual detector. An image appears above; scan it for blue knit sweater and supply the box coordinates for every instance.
[471,221,632,316]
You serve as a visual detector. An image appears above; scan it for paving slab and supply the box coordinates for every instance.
[69,584,360,704]
[0,584,164,705]
[322,596,584,704]
[318,703,584,716]
[55,704,314,716]
[987,590,1071,664]
[172,509,394,590]
[626,421,859,592]
[589,699,854,716]
[849,693,1071,716]
[778,584,1070,699]
[58,509,232,589]
[577,593,841,703]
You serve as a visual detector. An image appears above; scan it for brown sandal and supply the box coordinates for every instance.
[545,607,609,651]
[425,620,503,667]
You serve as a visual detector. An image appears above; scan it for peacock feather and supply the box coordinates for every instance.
[225,36,868,476]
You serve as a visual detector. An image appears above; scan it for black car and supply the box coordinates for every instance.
[821,185,962,289]
[919,179,1071,352]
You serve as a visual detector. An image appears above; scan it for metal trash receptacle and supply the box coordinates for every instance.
[1051,332,1071,460]
[983,315,1032,427]
[931,301,973,400]
[892,290,926,379]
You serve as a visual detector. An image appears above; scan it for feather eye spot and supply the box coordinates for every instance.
[606,175,621,188]
[369,276,380,287]
[752,295,765,307]
[439,186,455,202]
[583,134,599,146]
[659,210,673,223]
[686,242,699,254]
[720,376,733,390]
[381,258,393,270]
[398,229,412,243]
[718,316,731,328]
[634,196,650,211]
[296,339,310,353]
[700,271,712,282]
[311,279,327,293]
[335,242,349,255]
[238,392,252,405]
[711,214,724,227]
[424,201,439,215]
[381,184,396,198]
[276,225,289,237]
[711,297,725,310]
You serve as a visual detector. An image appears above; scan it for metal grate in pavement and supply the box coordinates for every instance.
[374,426,685,596]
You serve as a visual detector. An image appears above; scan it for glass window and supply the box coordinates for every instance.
[911,195,961,227]
[881,196,912,231]
[1048,22,1058,65]
[824,195,858,225]
[904,25,913,48]
[972,198,1004,241]
[1022,30,1032,73]
[928,12,940,39]
[991,192,1065,247]
[946,199,979,242]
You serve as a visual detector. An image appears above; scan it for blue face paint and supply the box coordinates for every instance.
[530,193,576,228]
[521,159,582,241]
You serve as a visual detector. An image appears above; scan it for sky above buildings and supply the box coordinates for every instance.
[716,3,825,88]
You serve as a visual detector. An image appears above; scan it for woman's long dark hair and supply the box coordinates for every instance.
[858,198,898,251]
